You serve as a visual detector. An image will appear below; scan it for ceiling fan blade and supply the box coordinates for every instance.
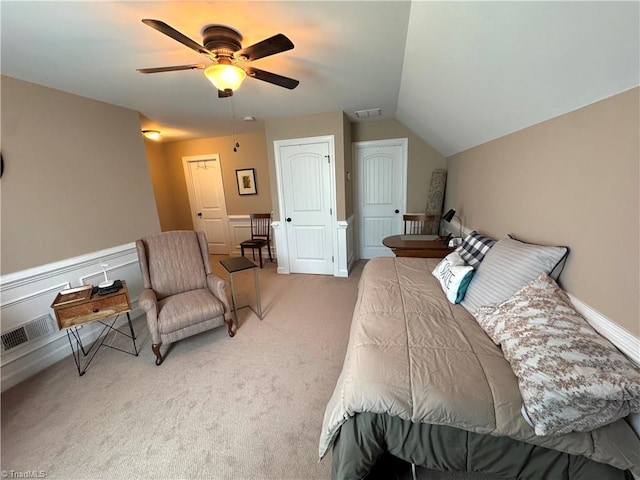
[245,67,299,90]
[137,64,205,74]
[142,19,211,56]
[235,34,294,62]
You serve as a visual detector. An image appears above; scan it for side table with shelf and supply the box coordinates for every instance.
[51,280,138,376]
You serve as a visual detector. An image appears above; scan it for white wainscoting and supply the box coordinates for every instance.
[227,215,276,259]
[227,215,252,257]
[0,243,144,391]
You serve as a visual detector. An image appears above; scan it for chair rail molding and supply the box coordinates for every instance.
[227,215,252,257]
[0,242,144,391]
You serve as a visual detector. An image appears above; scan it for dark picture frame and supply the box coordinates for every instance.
[236,168,257,195]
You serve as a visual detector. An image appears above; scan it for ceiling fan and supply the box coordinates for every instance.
[137,19,299,97]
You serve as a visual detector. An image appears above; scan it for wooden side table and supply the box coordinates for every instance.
[51,281,138,376]
[382,235,455,258]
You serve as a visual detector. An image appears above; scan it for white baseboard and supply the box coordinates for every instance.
[1,313,141,389]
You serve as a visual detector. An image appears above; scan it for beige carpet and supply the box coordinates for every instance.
[1,257,502,480]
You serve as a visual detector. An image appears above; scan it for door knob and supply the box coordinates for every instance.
[197,212,202,217]
[395,209,399,214]
[286,217,292,222]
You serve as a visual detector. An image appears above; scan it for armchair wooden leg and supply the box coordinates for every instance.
[152,343,164,366]
[225,318,235,337]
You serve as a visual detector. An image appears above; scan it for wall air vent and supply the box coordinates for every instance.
[1,314,58,353]
[354,108,382,119]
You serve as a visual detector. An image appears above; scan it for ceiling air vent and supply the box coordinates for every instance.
[1,314,58,352]
[354,108,382,119]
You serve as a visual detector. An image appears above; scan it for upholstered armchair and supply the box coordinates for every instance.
[136,230,234,365]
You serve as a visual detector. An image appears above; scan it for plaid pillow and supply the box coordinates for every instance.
[455,231,495,268]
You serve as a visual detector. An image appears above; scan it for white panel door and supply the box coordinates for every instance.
[280,142,334,274]
[356,140,407,259]
[182,154,231,255]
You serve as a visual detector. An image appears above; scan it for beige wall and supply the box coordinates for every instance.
[352,119,447,212]
[336,112,353,220]
[446,87,639,335]
[143,138,176,231]
[265,111,349,221]
[1,76,160,275]
[149,115,441,228]
[146,114,441,231]
[343,112,354,218]
[155,132,271,231]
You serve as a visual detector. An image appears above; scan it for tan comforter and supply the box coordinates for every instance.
[319,257,640,474]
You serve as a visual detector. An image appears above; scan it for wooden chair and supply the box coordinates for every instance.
[240,213,273,268]
[403,214,439,235]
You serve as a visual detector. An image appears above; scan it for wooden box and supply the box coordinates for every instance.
[51,281,131,330]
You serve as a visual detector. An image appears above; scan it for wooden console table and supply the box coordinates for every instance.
[51,281,138,376]
[382,235,455,258]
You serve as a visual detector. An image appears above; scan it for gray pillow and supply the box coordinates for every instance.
[461,235,568,316]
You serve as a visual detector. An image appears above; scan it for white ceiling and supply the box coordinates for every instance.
[2,1,638,156]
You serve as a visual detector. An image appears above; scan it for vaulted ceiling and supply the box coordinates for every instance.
[2,1,638,156]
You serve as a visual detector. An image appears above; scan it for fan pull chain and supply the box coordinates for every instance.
[228,96,240,153]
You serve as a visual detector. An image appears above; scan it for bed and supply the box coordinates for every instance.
[319,251,640,480]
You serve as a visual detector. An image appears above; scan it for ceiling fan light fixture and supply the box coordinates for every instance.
[204,63,246,91]
[142,129,161,140]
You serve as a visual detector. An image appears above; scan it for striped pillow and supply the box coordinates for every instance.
[461,235,569,316]
[455,231,496,268]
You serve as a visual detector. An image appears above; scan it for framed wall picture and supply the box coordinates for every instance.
[236,168,257,195]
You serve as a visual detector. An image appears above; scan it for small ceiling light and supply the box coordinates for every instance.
[142,130,161,140]
[243,116,256,121]
[204,60,247,92]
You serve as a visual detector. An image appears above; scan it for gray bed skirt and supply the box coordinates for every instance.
[332,413,633,480]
